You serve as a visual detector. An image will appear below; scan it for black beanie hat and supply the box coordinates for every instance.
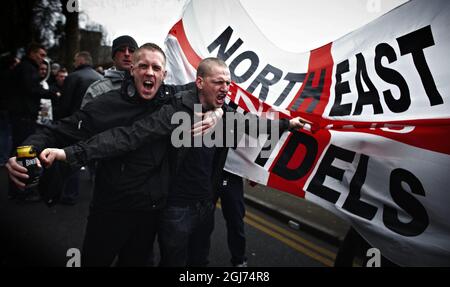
[111,35,138,58]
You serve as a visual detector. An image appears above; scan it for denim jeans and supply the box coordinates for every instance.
[217,171,247,265]
[158,200,215,267]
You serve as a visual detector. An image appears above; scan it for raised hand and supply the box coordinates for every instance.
[191,108,224,137]
[289,116,313,130]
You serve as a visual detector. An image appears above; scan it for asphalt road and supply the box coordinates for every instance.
[0,166,337,267]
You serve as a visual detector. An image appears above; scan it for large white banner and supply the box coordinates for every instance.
[164,0,450,266]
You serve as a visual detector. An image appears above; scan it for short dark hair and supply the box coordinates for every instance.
[57,68,68,75]
[26,42,45,55]
[197,57,228,78]
[132,43,166,65]
[75,51,93,66]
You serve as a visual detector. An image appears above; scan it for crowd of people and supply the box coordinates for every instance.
[1,36,309,267]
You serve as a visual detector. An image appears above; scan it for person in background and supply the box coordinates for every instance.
[49,68,68,121]
[47,62,60,86]
[38,60,50,88]
[80,35,139,182]
[58,51,102,118]
[81,35,138,108]
[216,171,248,267]
[36,58,54,127]
[55,51,102,205]
[7,43,58,201]
[8,43,57,148]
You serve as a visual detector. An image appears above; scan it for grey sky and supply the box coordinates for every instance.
[81,0,408,53]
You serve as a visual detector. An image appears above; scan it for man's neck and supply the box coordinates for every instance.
[198,94,212,111]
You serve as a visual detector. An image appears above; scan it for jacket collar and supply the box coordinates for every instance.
[105,68,126,82]
[179,88,201,112]
[74,64,92,71]
[120,73,168,107]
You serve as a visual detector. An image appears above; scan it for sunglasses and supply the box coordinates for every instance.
[117,46,136,53]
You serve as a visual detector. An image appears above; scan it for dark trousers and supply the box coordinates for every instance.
[81,210,159,267]
[36,162,79,204]
[158,200,215,267]
[59,169,80,204]
[216,171,247,265]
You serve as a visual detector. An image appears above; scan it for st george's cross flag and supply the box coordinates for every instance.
[164,0,450,266]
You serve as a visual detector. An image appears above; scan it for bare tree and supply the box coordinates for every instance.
[33,0,63,48]
[1,0,105,68]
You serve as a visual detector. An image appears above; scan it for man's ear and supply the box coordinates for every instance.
[195,76,203,90]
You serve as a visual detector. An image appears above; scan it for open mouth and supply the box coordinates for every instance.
[143,80,154,90]
[217,93,226,104]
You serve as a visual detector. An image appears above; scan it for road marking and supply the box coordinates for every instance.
[216,202,337,266]
[245,211,336,260]
[244,216,335,267]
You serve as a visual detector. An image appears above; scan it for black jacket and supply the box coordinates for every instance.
[63,87,290,200]
[8,57,56,119]
[0,65,14,112]
[24,78,194,212]
[59,64,102,118]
